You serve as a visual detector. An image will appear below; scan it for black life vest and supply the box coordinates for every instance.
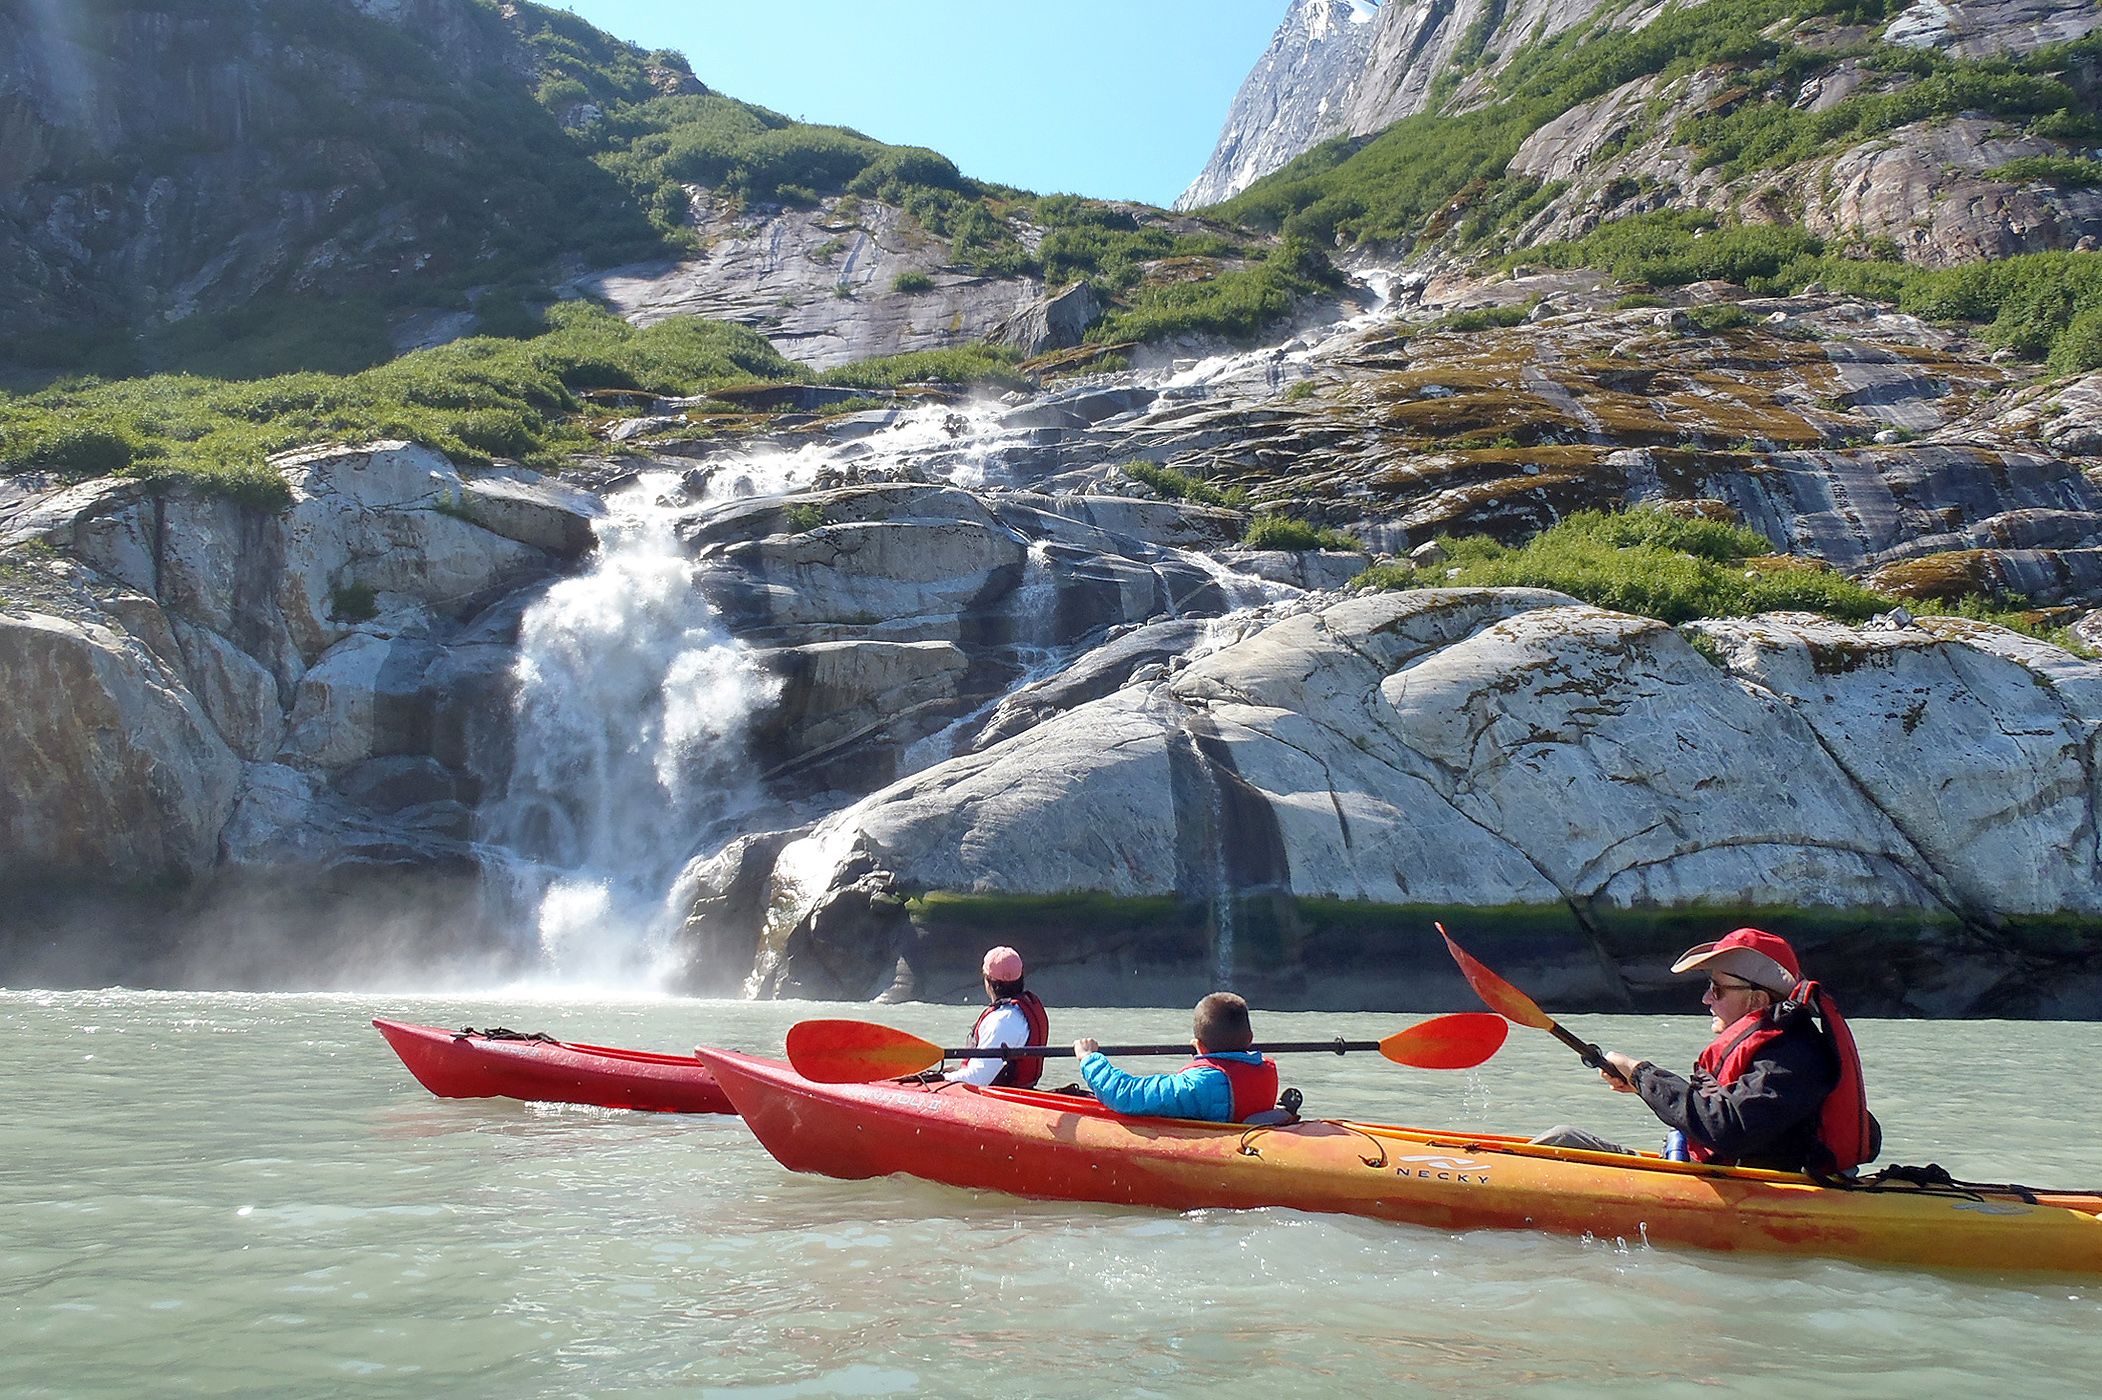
[969,991,1050,1089]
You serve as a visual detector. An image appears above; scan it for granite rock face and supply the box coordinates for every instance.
[0,443,598,900]
[1175,0,1381,210]
[751,590,2102,1012]
[6,251,2102,1005]
[573,192,1045,372]
[0,569,242,882]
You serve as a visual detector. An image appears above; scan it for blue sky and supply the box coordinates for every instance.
[558,2,1292,207]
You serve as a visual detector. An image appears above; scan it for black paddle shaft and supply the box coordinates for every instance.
[1548,1023,1630,1084]
[946,1038,1380,1060]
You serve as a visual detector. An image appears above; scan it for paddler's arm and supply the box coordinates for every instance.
[1074,1040,1232,1121]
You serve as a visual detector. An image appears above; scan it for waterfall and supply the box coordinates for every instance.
[480,472,779,984]
[463,275,1397,990]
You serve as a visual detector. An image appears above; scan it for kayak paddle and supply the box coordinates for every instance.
[1436,920,1629,1084]
[783,1012,1508,1084]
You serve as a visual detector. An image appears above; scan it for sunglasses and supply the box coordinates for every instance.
[1706,975,1762,996]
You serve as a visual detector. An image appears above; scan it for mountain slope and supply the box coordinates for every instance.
[1174,0,1379,210]
[1189,0,2101,278]
[0,0,674,375]
[1,0,1334,385]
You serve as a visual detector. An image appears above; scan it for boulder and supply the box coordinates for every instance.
[0,606,240,881]
[273,442,555,660]
[276,633,445,772]
[994,281,1102,355]
[455,472,604,558]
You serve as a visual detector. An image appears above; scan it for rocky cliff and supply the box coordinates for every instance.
[6,264,2101,1007]
[1174,0,1381,211]
[0,1,1273,382]
[1181,0,2102,273]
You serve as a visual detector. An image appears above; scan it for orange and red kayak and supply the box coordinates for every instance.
[376,1019,734,1114]
[694,1048,2102,1275]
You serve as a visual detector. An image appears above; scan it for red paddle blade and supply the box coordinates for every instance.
[784,1019,943,1083]
[1437,922,1556,1031]
[1379,1012,1508,1069]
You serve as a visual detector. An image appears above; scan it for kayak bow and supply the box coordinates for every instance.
[374,1019,735,1114]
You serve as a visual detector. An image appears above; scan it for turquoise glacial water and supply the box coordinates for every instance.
[3,990,2099,1397]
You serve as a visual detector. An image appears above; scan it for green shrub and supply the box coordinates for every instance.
[328,581,378,623]
[781,502,825,531]
[1687,303,1751,332]
[1242,513,1362,551]
[818,343,1027,391]
[0,304,802,495]
[1988,155,2102,187]
[1091,236,1341,345]
[1119,460,1249,508]
[891,269,935,294]
[0,423,142,476]
[1525,213,2102,371]
[1682,65,2079,178]
[1428,302,1535,332]
[2050,307,2102,375]
[845,146,965,198]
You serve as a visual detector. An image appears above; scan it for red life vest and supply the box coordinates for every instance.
[1688,981,1875,1173]
[1181,1053,1280,1122]
[969,992,1050,1089]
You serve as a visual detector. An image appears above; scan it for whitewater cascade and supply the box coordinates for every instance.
[479,472,778,983]
[477,274,1404,989]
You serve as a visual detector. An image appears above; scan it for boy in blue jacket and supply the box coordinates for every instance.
[1074,992,1279,1123]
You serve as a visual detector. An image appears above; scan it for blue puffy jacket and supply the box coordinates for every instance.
[1078,1049,1266,1122]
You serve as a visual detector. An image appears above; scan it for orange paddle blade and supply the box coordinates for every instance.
[1437,922,1556,1030]
[785,1019,942,1083]
[1378,1012,1508,1069]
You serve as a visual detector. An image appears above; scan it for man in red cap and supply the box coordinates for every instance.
[940,946,1051,1087]
[1533,927,1877,1174]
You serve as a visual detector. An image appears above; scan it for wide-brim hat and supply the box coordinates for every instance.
[1670,926,1801,995]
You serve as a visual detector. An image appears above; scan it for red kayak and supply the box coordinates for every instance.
[695,1048,2102,1275]
[373,1018,735,1114]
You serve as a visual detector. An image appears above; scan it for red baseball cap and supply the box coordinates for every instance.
[1670,927,1800,995]
[982,946,1024,981]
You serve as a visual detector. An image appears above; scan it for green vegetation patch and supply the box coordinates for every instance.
[0,304,797,498]
[1680,59,2086,178]
[816,343,1029,392]
[1214,0,1902,247]
[1091,236,1344,345]
[1985,154,2102,188]
[1242,514,1362,552]
[1119,461,1249,509]
[1522,212,2102,372]
[1210,0,2097,270]
[1354,508,2080,645]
